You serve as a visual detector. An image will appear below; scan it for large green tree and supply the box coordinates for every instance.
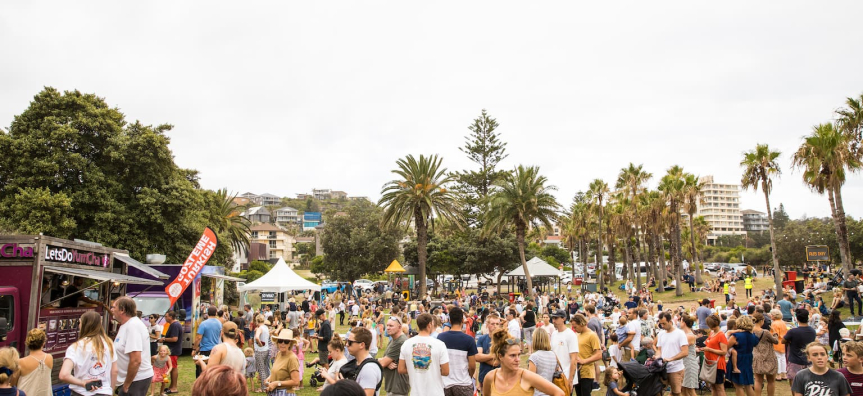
[483,165,560,297]
[659,166,686,296]
[0,87,231,265]
[379,154,463,298]
[682,173,705,283]
[319,202,403,282]
[741,143,784,298]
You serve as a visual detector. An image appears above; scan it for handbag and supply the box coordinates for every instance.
[552,355,572,394]
[699,358,718,382]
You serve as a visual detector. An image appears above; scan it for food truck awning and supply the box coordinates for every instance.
[114,253,170,280]
[43,265,164,286]
[202,273,246,282]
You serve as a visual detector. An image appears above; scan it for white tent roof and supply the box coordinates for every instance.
[238,258,321,292]
[505,257,561,277]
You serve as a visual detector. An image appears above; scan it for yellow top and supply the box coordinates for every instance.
[744,277,752,289]
[490,369,534,396]
[723,283,729,294]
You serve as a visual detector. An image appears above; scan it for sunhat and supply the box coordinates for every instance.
[271,328,295,342]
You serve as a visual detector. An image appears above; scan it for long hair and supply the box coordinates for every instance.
[74,311,114,364]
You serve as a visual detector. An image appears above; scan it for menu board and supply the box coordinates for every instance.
[38,307,100,353]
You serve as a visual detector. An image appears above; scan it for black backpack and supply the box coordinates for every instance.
[339,357,383,392]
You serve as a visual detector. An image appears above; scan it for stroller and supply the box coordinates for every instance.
[618,359,667,396]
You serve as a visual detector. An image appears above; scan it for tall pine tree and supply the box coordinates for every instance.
[453,109,509,226]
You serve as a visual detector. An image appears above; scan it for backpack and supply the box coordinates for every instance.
[469,316,480,334]
[339,357,383,392]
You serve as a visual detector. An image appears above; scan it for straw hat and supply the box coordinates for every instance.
[271,328,295,343]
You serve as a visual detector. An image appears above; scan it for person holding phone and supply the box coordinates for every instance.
[59,311,118,396]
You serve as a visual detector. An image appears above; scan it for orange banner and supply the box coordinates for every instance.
[164,227,218,306]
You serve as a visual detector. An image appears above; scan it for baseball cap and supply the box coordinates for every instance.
[551,310,567,319]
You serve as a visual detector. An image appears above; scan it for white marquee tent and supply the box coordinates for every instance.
[237,258,321,292]
[505,257,561,277]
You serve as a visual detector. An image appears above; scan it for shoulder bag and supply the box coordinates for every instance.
[552,354,572,394]
[699,333,718,382]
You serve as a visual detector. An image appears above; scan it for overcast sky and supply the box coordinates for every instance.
[2,2,862,220]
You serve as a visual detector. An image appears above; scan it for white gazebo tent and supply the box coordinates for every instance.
[238,258,321,292]
[504,257,562,294]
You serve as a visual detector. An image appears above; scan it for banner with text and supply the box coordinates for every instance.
[806,245,830,262]
[165,227,219,306]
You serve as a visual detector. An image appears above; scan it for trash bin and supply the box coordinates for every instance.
[785,271,797,281]
[585,282,597,292]
[509,292,515,303]
[709,299,715,308]
[575,278,583,286]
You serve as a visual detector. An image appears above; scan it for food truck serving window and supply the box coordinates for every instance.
[0,295,13,331]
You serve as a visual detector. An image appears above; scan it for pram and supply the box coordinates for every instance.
[618,359,667,396]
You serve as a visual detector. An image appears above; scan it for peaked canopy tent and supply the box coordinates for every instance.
[238,258,321,293]
[504,257,562,294]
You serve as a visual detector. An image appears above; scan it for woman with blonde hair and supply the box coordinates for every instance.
[59,310,117,395]
[727,316,758,396]
[252,314,270,393]
[483,329,563,396]
[0,347,24,396]
[526,328,557,396]
[15,329,52,396]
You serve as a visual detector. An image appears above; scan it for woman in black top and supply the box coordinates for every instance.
[828,310,846,355]
[522,302,537,353]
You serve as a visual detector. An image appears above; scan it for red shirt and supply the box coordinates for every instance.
[838,368,863,396]
[705,331,728,371]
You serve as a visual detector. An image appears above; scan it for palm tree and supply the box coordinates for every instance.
[791,124,860,273]
[569,196,593,288]
[659,166,686,296]
[682,173,705,284]
[484,165,560,297]
[212,188,251,255]
[587,179,610,274]
[616,163,652,289]
[693,216,712,262]
[379,154,463,298]
[837,93,863,160]
[741,144,784,298]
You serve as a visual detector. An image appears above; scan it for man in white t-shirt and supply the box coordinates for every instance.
[626,309,642,355]
[398,313,450,396]
[506,309,521,340]
[111,296,154,396]
[655,312,689,396]
[346,326,383,396]
[549,309,579,385]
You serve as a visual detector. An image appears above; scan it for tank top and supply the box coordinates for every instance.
[221,342,247,374]
[523,311,536,328]
[18,354,52,396]
[490,369,534,396]
[254,325,270,352]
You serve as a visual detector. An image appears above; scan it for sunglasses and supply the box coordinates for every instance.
[277,339,292,345]
[346,339,362,347]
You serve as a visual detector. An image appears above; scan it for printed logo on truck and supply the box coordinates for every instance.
[43,245,110,267]
[164,228,219,306]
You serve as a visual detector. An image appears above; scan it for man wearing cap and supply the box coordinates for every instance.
[550,309,579,387]
[193,306,222,378]
[315,309,332,369]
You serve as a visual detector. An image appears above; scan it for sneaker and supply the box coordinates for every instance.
[592,382,601,391]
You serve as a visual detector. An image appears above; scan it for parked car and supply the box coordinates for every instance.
[353,279,374,292]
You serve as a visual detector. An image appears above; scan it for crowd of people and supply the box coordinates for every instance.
[5,268,863,396]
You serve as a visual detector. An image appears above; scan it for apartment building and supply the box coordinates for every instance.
[274,206,300,226]
[741,209,770,232]
[250,223,295,261]
[313,189,332,200]
[689,176,746,243]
